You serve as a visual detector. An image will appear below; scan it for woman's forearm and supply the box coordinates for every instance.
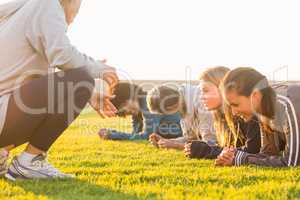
[174,143,185,150]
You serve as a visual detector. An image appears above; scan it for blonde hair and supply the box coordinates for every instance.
[199,66,237,147]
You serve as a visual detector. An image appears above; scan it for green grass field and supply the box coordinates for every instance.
[1,110,300,200]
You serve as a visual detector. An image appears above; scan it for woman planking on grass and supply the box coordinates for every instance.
[98,82,183,140]
[183,67,261,159]
[0,0,118,180]
[148,82,217,150]
[216,67,300,167]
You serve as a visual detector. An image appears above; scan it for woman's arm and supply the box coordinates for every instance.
[237,118,261,154]
[156,138,185,150]
[107,130,147,140]
[132,114,143,134]
[234,100,299,167]
[185,141,223,159]
[25,0,111,78]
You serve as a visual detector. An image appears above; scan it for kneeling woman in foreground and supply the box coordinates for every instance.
[0,0,118,180]
[216,67,300,167]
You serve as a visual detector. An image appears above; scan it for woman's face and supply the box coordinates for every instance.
[64,0,82,25]
[224,89,260,121]
[200,82,222,111]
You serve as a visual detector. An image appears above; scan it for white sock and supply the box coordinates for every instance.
[17,152,37,166]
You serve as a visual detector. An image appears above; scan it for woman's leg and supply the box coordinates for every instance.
[0,66,95,179]
[0,67,94,149]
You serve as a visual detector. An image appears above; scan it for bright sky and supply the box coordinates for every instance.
[2,0,300,80]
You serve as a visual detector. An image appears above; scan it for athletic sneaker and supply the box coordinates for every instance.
[5,154,74,181]
[0,149,9,176]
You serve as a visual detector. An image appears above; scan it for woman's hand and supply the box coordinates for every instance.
[99,60,119,95]
[98,129,111,140]
[89,92,117,118]
[184,142,192,157]
[149,133,163,147]
[215,147,236,167]
[102,70,118,95]
[89,61,119,118]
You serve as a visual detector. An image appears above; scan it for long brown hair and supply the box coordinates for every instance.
[199,66,236,147]
[221,67,276,134]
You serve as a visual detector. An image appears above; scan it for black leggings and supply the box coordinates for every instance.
[0,67,95,151]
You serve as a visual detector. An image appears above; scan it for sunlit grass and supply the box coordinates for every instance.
[0,110,299,200]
